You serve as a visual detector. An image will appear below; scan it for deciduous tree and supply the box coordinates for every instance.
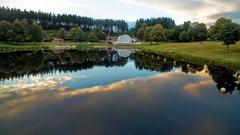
[220,22,240,51]
[190,22,208,44]
[150,24,166,44]
[58,28,66,39]
[179,31,189,42]
[70,27,85,42]
[29,23,44,43]
[87,32,97,42]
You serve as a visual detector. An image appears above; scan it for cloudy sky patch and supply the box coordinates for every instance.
[1,0,239,24]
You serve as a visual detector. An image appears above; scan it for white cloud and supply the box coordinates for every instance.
[118,0,240,24]
[1,0,239,24]
[0,76,73,99]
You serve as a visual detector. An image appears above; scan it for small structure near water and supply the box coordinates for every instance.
[52,38,65,44]
[114,34,133,44]
[113,34,142,45]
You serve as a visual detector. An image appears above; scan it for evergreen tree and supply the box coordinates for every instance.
[0,6,128,33]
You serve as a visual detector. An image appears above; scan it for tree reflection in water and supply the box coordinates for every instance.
[0,50,128,81]
[134,52,240,95]
[0,50,239,94]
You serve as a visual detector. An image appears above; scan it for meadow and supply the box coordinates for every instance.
[136,41,240,68]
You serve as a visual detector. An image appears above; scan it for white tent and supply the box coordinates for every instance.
[114,34,133,44]
[116,49,132,58]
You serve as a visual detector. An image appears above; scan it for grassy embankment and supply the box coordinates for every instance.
[136,41,240,68]
[0,42,110,53]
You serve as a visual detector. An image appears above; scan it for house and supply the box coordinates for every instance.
[52,38,65,44]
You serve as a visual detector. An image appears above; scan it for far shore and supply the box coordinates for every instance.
[0,41,240,69]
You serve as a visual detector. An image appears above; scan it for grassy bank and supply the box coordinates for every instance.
[136,41,240,68]
[0,42,110,53]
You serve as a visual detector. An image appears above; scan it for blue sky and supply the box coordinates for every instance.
[1,0,240,25]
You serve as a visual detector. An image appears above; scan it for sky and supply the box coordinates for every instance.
[1,0,240,25]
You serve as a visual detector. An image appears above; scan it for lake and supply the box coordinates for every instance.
[0,49,240,135]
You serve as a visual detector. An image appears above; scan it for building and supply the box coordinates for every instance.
[52,38,65,44]
[114,34,133,45]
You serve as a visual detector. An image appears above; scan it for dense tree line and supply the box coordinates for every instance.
[0,20,107,43]
[136,18,240,49]
[0,6,128,33]
[0,20,44,44]
[61,27,107,42]
[137,21,208,44]
[135,17,176,30]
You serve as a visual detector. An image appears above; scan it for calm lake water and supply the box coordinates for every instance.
[0,49,240,135]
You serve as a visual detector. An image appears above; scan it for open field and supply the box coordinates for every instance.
[136,41,240,68]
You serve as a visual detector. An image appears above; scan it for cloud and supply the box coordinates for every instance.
[206,10,240,24]
[1,0,240,24]
[119,0,240,24]
[0,76,73,99]
[183,79,214,93]
[0,70,212,118]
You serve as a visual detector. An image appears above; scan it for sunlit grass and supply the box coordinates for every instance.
[136,41,240,67]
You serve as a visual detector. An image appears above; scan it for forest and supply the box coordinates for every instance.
[0,6,128,32]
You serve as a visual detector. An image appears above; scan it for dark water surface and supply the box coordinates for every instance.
[0,49,240,135]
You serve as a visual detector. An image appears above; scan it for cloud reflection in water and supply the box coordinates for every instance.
[0,76,73,98]
[0,70,215,118]
[1,69,238,135]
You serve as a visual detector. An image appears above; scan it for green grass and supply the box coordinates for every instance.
[136,41,240,68]
[0,42,50,53]
[0,42,102,53]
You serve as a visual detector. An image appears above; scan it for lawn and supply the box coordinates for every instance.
[136,41,240,68]
[0,42,109,53]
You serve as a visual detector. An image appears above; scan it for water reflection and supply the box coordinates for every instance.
[1,71,239,135]
[0,50,128,81]
[0,50,239,94]
[1,50,240,135]
[135,52,240,94]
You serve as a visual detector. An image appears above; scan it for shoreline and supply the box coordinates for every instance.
[0,41,240,69]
